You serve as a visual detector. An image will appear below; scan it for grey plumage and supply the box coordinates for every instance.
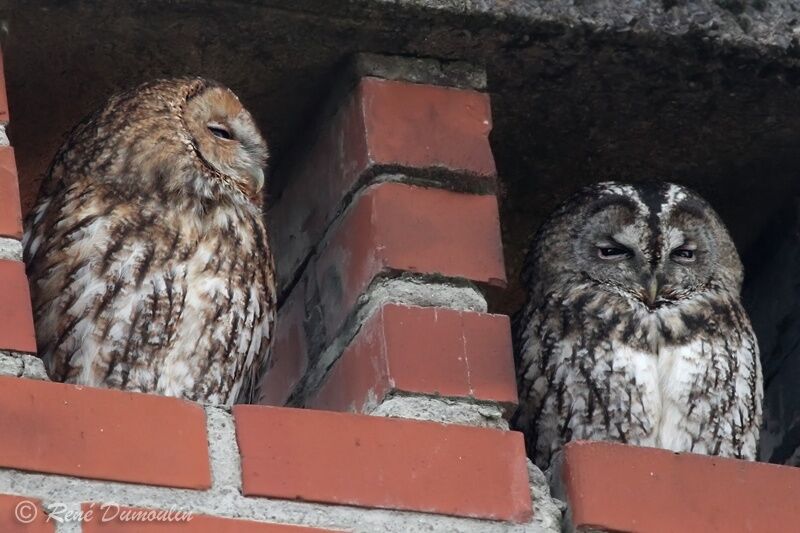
[514,181,762,469]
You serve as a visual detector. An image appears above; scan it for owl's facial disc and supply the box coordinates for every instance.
[183,85,268,198]
[578,192,719,311]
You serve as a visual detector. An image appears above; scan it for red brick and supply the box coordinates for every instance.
[563,441,800,533]
[0,147,23,239]
[312,182,505,344]
[362,78,495,176]
[257,283,308,406]
[80,504,340,532]
[0,494,53,532]
[0,376,210,489]
[270,78,496,291]
[309,304,517,413]
[0,47,8,124]
[0,260,36,353]
[234,405,532,522]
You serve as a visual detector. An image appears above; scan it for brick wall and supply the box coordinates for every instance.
[0,49,556,533]
[0,46,797,533]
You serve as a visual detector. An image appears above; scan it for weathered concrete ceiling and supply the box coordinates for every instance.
[3,0,800,312]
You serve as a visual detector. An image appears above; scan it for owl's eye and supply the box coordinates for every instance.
[208,124,233,140]
[597,246,631,260]
[671,247,696,263]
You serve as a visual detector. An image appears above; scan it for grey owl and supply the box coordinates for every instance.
[514,181,762,469]
[23,77,275,406]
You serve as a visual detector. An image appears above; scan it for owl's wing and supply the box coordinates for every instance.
[24,106,104,259]
[236,230,277,405]
[23,177,110,376]
[235,337,272,405]
[513,301,559,465]
[234,275,276,405]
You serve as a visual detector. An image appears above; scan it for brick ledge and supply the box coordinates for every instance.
[561,441,800,533]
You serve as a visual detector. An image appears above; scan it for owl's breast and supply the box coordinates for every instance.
[653,339,718,453]
[36,197,273,404]
[622,296,714,352]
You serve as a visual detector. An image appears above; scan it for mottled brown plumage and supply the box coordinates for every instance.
[23,77,275,406]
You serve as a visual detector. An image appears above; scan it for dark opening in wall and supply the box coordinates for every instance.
[4,0,800,462]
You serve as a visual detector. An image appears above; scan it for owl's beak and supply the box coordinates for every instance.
[643,276,659,308]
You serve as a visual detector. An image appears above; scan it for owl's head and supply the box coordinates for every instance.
[55,77,268,206]
[181,80,268,198]
[527,181,743,309]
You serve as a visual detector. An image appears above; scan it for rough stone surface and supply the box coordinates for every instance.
[527,460,565,533]
[369,394,510,430]
[351,52,486,90]
[0,237,21,261]
[0,406,549,532]
[206,407,243,495]
[370,0,800,49]
[52,503,81,533]
[0,351,47,380]
[358,276,487,315]
[5,0,800,315]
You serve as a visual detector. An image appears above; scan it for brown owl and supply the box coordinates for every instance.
[23,77,275,406]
